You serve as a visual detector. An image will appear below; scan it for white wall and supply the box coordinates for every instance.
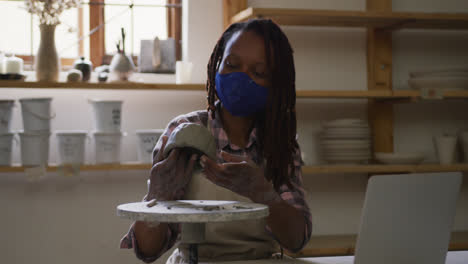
[182,0,223,83]
[1,0,468,263]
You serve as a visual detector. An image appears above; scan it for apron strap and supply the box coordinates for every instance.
[201,110,212,130]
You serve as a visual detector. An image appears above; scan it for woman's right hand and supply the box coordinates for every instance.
[146,136,198,201]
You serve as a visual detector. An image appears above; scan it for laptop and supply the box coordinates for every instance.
[354,172,463,264]
[208,172,463,264]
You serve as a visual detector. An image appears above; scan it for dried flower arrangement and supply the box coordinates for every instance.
[24,0,82,25]
[116,28,127,54]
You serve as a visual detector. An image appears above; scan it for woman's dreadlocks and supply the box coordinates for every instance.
[206,19,298,191]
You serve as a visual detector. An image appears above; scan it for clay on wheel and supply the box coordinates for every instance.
[163,123,217,160]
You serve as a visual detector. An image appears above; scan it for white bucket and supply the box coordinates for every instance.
[19,131,50,166]
[19,98,54,132]
[0,133,14,166]
[0,100,15,133]
[93,131,124,164]
[136,129,164,164]
[175,61,193,84]
[460,131,468,163]
[89,99,123,132]
[56,131,88,165]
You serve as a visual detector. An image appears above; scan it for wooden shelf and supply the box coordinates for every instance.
[2,80,468,99]
[392,89,468,99]
[297,90,395,99]
[1,163,468,174]
[291,231,468,257]
[0,80,206,91]
[302,164,468,174]
[0,163,151,173]
[231,7,468,30]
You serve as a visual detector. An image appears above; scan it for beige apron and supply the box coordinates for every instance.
[166,118,278,263]
[165,171,278,264]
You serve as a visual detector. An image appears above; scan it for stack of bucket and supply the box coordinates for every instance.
[89,99,124,164]
[135,129,164,164]
[55,130,87,166]
[18,98,54,166]
[0,100,15,166]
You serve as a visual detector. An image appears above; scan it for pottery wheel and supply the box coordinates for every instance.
[117,200,268,264]
[117,200,269,223]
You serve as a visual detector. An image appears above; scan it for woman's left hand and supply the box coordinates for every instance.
[200,151,280,204]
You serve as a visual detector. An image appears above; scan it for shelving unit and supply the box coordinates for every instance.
[223,0,468,156]
[222,0,468,257]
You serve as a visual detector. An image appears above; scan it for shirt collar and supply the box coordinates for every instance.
[209,101,257,151]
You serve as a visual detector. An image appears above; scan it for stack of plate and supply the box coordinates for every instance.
[320,119,372,164]
[408,68,468,91]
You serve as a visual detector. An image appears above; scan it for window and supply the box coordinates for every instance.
[0,0,181,70]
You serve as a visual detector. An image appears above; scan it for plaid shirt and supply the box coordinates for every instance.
[120,105,312,263]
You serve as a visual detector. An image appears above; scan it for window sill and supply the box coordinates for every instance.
[21,71,178,83]
[0,71,204,90]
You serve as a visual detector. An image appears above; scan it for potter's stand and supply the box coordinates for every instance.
[117,200,269,264]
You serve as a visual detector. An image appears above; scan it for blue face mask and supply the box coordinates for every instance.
[215,72,268,117]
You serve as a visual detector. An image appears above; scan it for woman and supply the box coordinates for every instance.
[121,19,312,263]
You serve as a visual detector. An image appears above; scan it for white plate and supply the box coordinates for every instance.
[375,152,425,164]
[324,150,371,154]
[324,127,370,133]
[325,156,370,160]
[408,77,468,90]
[322,147,371,152]
[320,139,371,145]
[323,131,370,136]
[325,156,372,160]
[324,157,370,164]
[321,133,371,139]
[323,151,372,157]
[409,68,468,78]
[321,144,370,150]
[410,72,468,79]
[325,157,370,161]
[323,119,368,128]
[320,145,371,151]
[325,160,369,165]
[321,144,371,148]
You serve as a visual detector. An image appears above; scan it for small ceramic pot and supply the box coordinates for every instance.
[109,53,135,81]
[73,57,93,82]
[67,69,82,82]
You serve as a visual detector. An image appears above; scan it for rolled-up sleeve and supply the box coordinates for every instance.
[267,144,312,252]
[120,112,206,262]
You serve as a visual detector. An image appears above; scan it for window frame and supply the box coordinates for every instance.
[6,0,181,71]
[90,0,182,67]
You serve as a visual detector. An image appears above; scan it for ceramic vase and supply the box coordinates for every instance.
[73,57,93,82]
[109,53,135,81]
[35,24,60,82]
